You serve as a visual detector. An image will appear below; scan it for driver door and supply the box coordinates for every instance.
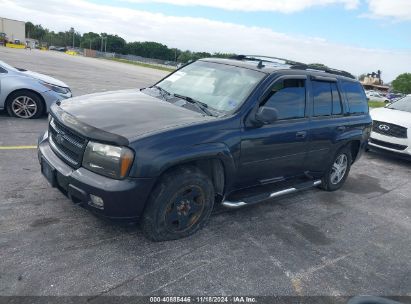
[237,76,310,188]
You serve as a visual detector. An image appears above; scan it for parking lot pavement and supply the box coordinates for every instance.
[1,48,411,297]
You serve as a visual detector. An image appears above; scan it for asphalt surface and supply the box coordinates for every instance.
[0,48,410,297]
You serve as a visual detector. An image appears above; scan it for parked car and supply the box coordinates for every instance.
[369,96,411,158]
[38,56,371,241]
[366,91,389,103]
[386,92,403,102]
[0,60,72,119]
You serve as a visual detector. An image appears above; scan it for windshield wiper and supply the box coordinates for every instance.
[173,93,216,117]
[152,85,171,100]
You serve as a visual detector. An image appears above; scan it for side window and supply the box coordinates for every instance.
[331,83,342,115]
[263,79,306,120]
[0,67,7,73]
[342,81,368,114]
[312,81,332,116]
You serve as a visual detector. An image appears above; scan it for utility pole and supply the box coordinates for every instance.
[70,27,75,49]
[104,37,107,53]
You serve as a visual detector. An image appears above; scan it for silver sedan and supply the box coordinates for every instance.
[0,60,72,119]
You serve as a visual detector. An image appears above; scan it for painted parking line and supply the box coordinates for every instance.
[0,146,37,150]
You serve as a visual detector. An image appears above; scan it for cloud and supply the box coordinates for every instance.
[122,0,360,13]
[1,0,409,81]
[365,0,411,20]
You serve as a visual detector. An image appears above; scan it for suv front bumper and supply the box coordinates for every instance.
[37,133,155,221]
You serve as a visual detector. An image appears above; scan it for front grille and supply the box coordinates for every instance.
[372,120,408,138]
[370,138,408,151]
[49,118,87,168]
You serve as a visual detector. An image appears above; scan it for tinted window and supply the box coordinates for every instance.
[312,81,332,116]
[263,79,306,120]
[331,83,342,115]
[342,81,368,114]
[0,67,7,73]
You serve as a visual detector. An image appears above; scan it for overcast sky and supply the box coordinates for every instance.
[1,0,410,81]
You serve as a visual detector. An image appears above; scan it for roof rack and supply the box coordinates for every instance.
[231,55,355,79]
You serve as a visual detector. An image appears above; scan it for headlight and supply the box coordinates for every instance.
[82,141,134,179]
[40,81,71,95]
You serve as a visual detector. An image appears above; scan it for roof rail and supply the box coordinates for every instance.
[229,55,300,67]
[231,55,356,79]
[290,63,355,79]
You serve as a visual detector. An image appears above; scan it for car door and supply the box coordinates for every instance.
[305,77,346,174]
[237,76,310,188]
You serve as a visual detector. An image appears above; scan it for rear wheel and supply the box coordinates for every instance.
[142,166,215,241]
[6,90,44,119]
[320,146,352,191]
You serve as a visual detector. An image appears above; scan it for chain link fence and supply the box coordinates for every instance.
[81,48,177,69]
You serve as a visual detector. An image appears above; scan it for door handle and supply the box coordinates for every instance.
[336,126,346,132]
[296,131,307,139]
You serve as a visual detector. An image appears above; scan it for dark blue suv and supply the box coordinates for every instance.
[38,56,372,241]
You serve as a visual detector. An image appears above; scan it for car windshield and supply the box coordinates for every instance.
[386,96,411,113]
[0,60,18,72]
[155,60,266,114]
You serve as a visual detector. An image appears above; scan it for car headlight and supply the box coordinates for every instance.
[40,81,71,95]
[82,141,134,179]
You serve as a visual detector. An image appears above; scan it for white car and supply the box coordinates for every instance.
[369,96,411,157]
[366,91,389,103]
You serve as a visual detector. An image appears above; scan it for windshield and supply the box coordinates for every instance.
[0,61,18,72]
[386,96,411,113]
[155,61,266,114]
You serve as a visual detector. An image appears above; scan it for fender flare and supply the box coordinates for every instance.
[155,142,237,187]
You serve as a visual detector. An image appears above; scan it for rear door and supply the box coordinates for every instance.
[237,76,310,187]
[305,77,347,174]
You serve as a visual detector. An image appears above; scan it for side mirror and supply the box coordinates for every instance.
[254,106,278,125]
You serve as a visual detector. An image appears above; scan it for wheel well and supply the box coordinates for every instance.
[160,159,226,196]
[350,140,361,162]
[6,89,46,114]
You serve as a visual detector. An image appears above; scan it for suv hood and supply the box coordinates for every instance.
[54,89,212,142]
[20,70,69,88]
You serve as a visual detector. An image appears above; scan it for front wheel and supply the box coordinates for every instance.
[320,147,352,191]
[142,166,215,241]
[6,90,44,119]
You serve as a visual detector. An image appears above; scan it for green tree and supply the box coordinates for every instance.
[392,73,411,94]
[80,32,101,49]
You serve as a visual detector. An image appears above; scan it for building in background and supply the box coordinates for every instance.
[360,70,390,93]
[0,17,25,44]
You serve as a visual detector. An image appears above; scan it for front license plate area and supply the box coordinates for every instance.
[41,158,57,187]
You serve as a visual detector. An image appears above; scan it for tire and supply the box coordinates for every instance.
[142,166,215,241]
[6,90,44,119]
[320,146,352,192]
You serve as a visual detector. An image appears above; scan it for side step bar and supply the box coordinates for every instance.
[222,180,321,209]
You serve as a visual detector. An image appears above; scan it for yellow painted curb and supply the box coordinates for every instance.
[6,43,25,49]
[0,146,37,150]
[65,51,78,56]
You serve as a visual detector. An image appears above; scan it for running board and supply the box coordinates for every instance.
[222,180,321,209]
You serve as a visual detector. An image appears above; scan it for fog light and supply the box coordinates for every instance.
[89,194,104,209]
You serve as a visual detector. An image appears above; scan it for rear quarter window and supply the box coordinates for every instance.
[342,81,368,114]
